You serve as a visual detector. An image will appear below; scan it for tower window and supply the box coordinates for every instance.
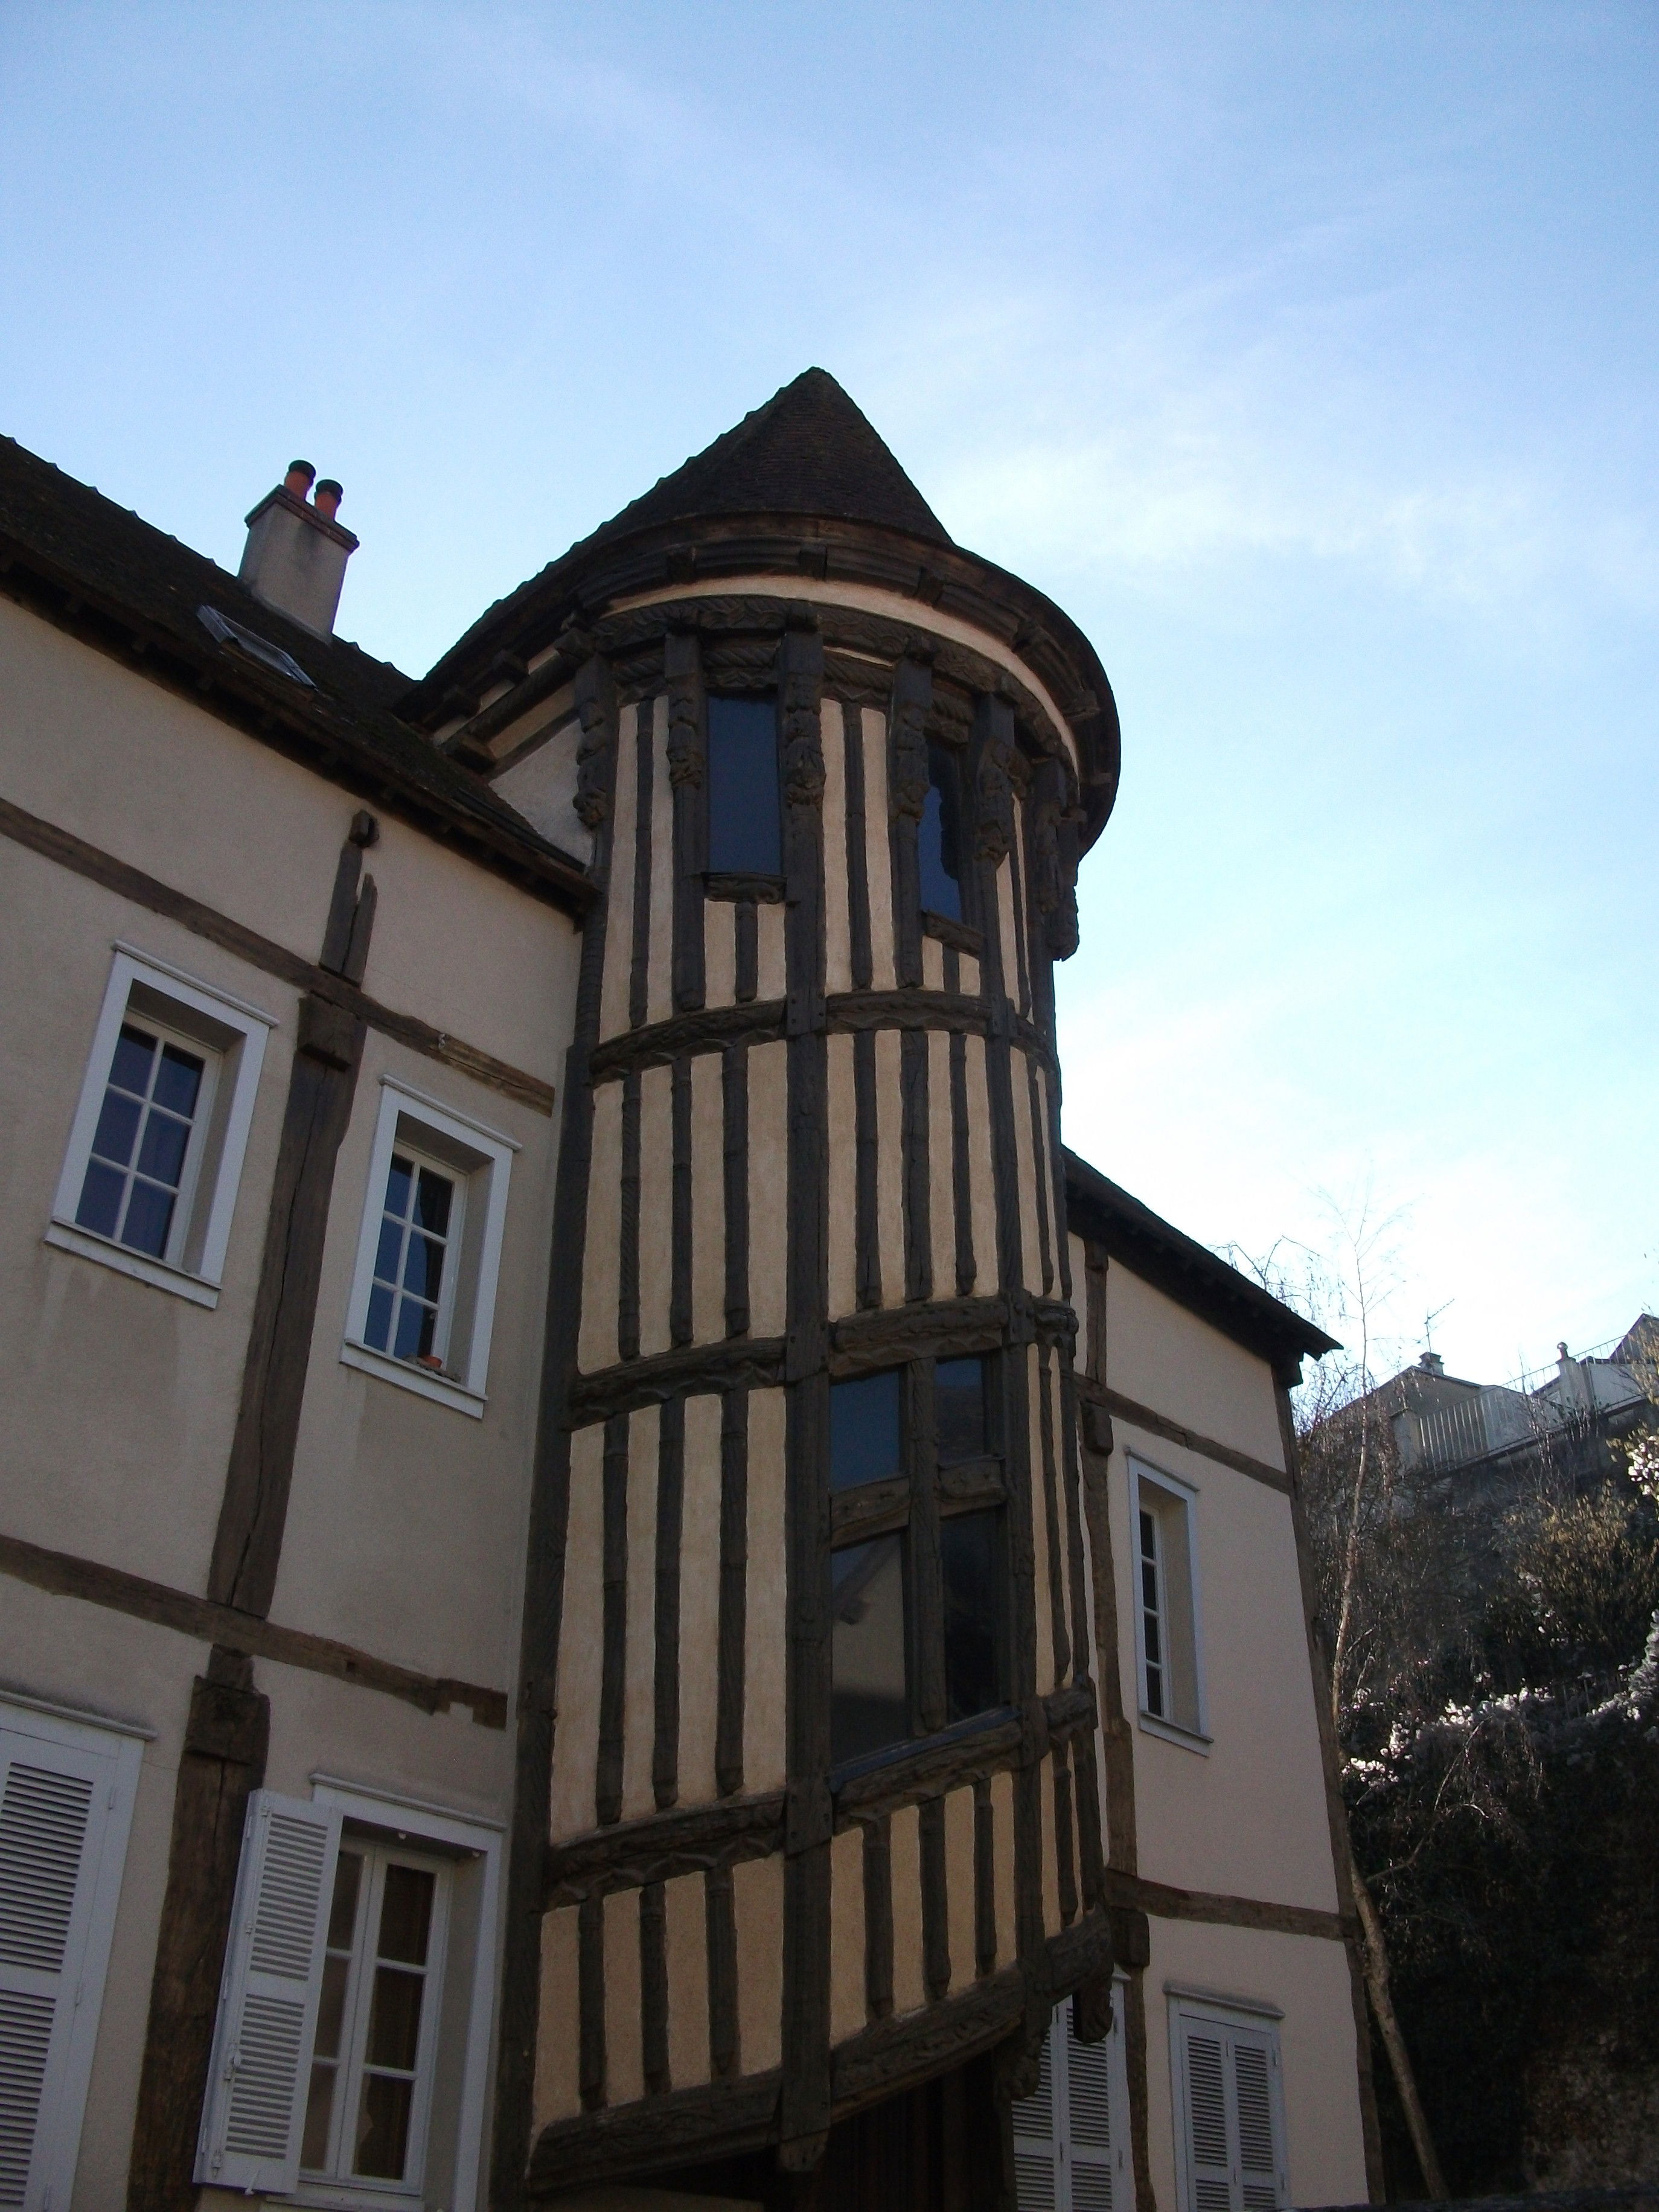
[706,693,781,877]
[917,738,964,921]
[829,1355,1009,1766]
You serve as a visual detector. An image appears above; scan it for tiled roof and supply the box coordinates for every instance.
[0,435,590,911]
[585,368,951,548]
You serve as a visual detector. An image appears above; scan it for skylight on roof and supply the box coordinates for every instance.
[197,603,314,687]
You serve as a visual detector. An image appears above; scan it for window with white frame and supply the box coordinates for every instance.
[1169,1992,1288,2212]
[301,1839,450,2191]
[196,1784,502,2211]
[341,1079,516,1416]
[49,947,273,1306]
[1012,1984,1133,2210]
[1131,1462,1207,1744]
[0,1695,144,2212]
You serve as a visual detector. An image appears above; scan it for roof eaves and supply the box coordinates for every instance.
[0,516,593,921]
[1063,1148,1340,1381]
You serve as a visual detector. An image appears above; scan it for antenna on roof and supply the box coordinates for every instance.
[1424,1300,1453,1355]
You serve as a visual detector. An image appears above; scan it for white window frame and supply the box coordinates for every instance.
[1129,1459,1210,1751]
[0,1690,148,2212]
[1167,1986,1290,2212]
[298,1835,452,2205]
[302,1778,503,2212]
[46,944,275,1309]
[340,1078,517,1418]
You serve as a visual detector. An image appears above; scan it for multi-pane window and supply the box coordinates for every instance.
[829,1353,1008,1766]
[73,1019,212,1262]
[51,950,273,1300]
[342,1080,517,1415]
[364,1150,459,1368]
[706,692,781,877]
[1131,1463,1207,1741]
[301,1840,450,2193]
[917,738,965,921]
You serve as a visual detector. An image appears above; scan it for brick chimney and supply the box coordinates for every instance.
[238,460,357,638]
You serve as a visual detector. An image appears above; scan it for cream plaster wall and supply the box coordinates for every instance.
[1104,1390,1337,1910]
[0,603,572,1084]
[1104,1263,1290,1472]
[2,598,581,2206]
[0,839,296,1591]
[1140,1919,1368,2212]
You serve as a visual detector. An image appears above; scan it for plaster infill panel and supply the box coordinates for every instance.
[1143,1917,1367,2212]
[0,845,296,1591]
[676,1392,723,1808]
[825,1033,858,1324]
[860,708,896,996]
[535,1907,582,2125]
[1111,1432,1339,1913]
[621,1404,662,1823]
[272,1032,554,1685]
[741,1387,787,1794]
[1105,1262,1291,1473]
[550,1423,606,1839]
[690,1052,726,1348]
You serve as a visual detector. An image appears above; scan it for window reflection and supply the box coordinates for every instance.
[708,694,781,875]
[831,1536,909,1763]
[830,1370,903,1491]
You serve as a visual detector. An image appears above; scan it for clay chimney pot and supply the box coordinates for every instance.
[284,459,317,499]
[313,479,344,521]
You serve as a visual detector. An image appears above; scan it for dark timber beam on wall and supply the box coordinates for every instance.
[582,985,1058,1080]
[629,694,655,1030]
[715,1387,749,1796]
[569,1336,787,1427]
[544,1790,786,1905]
[1082,1379,1293,1495]
[842,697,874,992]
[209,986,367,1614]
[130,826,383,2209]
[493,652,619,2212]
[665,629,707,1014]
[126,1651,269,2212]
[0,793,558,1114]
[526,2069,784,2198]
[779,617,832,2175]
[652,1397,686,1810]
[0,1530,507,1726]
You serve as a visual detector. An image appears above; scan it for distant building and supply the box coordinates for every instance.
[0,376,1372,2212]
[1347,1319,1658,1501]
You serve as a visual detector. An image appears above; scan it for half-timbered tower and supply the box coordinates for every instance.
[410,371,1124,2204]
[0,383,1370,2212]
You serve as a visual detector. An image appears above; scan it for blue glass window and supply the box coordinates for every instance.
[830,1535,909,1763]
[363,1152,456,1366]
[707,694,781,875]
[75,1021,206,1260]
[830,1370,903,1491]
[917,740,964,921]
[935,1357,987,1465]
[941,1509,1003,1722]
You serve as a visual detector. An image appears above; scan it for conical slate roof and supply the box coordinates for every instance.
[586,368,951,549]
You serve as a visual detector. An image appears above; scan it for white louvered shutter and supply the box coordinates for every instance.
[0,1724,122,2212]
[1180,2019,1235,2212]
[1230,2028,1284,2212]
[196,1792,340,2196]
[1066,1997,1117,2212]
[1011,2007,1060,2210]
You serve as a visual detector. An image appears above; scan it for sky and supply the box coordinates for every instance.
[2,2,1655,1388]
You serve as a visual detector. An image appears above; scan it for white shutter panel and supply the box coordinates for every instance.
[1066,1997,1116,2212]
[1229,2030,1283,2212]
[0,1726,115,2212]
[196,1791,340,2196]
[1011,2009,1060,2211]
[1181,2021,1235,2212]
